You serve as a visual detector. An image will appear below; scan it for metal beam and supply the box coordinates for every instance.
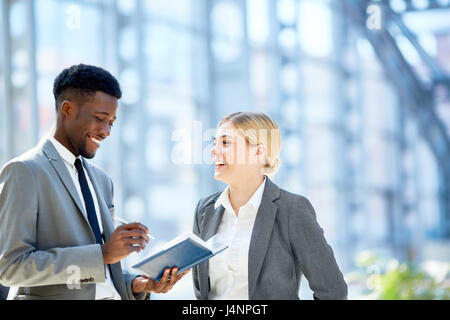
[345,0,450,236]
[391,0,450,12]
[388,10,450,87]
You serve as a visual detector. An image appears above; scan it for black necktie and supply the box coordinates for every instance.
[74,158,103,245]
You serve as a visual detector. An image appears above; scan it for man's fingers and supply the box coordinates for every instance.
[158,269,176,291]
[139,267,188,294]
[159,271,178,293]
[161,268,171,282]
[118,229,150,243]
[116,222,149,233]
[126,244,142,254]
[169,268,179,286]
[153,268,172,293]
[118,227,149,237]
[159,268,181,293]
[124,237,147,249]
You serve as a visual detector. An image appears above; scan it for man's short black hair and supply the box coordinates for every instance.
[53,64,122,110]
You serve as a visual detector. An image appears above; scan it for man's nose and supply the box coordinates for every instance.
[99,122,111,138]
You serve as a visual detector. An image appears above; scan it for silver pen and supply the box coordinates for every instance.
[113,216,155,240]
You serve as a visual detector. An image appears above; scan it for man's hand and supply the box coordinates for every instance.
[102,222,150,265]
[132,267,190,294]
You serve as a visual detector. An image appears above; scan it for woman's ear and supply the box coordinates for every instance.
[255,144,267,165]
[256,144,266,156]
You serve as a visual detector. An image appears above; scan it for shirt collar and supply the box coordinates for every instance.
[247,176,266,210]
[48,135,81,168]
[214,186,231,210]
[214,176,267,212]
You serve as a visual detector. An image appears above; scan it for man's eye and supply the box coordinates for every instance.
[94,116,113,127]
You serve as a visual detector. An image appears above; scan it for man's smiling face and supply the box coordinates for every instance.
[64,91,118,159]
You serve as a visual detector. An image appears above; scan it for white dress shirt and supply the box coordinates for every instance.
[48,136,121,300]
[209,177,266,300]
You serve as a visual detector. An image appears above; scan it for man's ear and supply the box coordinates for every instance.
[60,100,77,119]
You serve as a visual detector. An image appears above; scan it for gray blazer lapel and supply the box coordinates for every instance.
[200,204,225,241]
[41,139,88,223]
[248,178,280,299]
[199,203,224,300]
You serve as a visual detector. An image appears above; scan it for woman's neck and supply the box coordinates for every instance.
[228,175,265,216]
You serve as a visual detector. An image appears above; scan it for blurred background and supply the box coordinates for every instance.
[0,0,450,300]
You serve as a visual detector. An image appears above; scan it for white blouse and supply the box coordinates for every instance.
[209,177,266,300]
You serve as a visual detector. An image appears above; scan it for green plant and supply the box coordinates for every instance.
[349,251,450,300]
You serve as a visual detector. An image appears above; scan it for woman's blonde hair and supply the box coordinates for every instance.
[218,111,282,177]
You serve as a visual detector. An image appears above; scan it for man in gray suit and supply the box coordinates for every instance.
[0,64,188,299]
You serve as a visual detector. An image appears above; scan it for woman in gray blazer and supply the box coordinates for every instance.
[192,112,348,300]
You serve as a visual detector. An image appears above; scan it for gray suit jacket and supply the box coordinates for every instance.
[192,178,348,300]
[0,137,146,300]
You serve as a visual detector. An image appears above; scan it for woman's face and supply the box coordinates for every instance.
[211,121,263,185]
